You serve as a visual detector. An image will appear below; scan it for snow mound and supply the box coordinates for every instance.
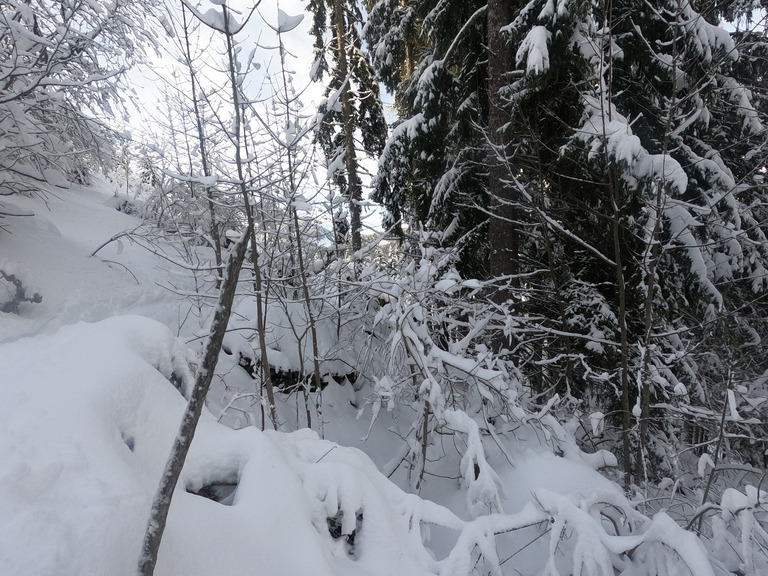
[0,317,436,576]
[0,315,727,576]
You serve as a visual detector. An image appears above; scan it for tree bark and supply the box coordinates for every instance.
[333,0,363,257]
[610,170,633,489]
[487,0,518,284]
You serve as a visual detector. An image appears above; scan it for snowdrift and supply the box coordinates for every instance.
[0,316,439,575]
[0,315,735,576]
[0,184,758,576]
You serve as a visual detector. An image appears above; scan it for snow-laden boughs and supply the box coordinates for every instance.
[365,0,490,276]
[365,0,768,497]
[515,26,551,74]
[498,0,768,484]
[351,235,614,516]
[0,0,161,203]
[309,0,387,254]
[359,236,518,503]
[362,0,418,90]
[711,485,768,576]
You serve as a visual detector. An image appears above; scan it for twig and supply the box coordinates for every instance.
[99,259,140,285]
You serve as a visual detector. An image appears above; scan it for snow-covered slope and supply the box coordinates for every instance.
[0,185,181,345]
[0,315,443,576]
[0,186,442,575]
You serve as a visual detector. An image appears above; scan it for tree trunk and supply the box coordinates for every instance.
[610,170,633,488]
[137,231,249,576]
[222,7,279,429]
[487,0,518,285]
[181,4,223,284]
[333,0,363,257]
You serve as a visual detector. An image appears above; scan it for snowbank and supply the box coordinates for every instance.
[0,316,438,576]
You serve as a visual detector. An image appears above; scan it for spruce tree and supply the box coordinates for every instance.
[368,0,768,481]
[503,0,768,481]
[309,0,387,255]
[365,0,492,276]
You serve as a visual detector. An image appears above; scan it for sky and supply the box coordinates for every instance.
[127,0,321,130]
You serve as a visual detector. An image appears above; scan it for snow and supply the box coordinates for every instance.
[682,3,735,64]
[0,186,481,574]
[698,454,715,477]
[0,180,757,576]
[665,202,723,307]
[720,75,765,135]
[516,26,551,74]
[0,315,437,576]
[578,96,689,195]
[327,149,346,179]
[276,9,305,34]
[589,411,605,436]
[0,186,179,345]
[181,1,241,34]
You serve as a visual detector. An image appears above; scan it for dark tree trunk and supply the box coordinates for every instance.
[333,0,363,256]
[487,0,518,284]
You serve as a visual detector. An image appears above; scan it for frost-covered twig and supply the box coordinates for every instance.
[0,269,42,313]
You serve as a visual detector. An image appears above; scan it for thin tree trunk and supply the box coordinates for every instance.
[137,231,249,576]
[416,400,430,490]
[222,6,278,429]
[611,170,633,488]
[274,22,326,429]
[697,361,732,534]
[487,0,518,361]
[543,227,573,396]
[636,180,663,483]
[594,0,633,488]
[181,5,223,284]
[636,3,681,480]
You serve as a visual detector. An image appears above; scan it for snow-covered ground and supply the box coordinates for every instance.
[0,184,758,576]
[0,185,444,575]
[0,313,443,575]
[0,185,183,345]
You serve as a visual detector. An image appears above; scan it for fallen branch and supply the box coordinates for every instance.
[0,269,42,313]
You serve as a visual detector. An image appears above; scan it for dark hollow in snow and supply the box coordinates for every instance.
[327,509,363,557]
[121,431,135,452]
[186,482,238,506]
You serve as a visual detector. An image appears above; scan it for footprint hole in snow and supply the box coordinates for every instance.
[120,431,135,452]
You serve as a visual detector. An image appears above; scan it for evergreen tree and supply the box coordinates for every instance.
[309,0,387,255]
[368,0,768,481]
[503,0,768,481]
[365,0,492,276]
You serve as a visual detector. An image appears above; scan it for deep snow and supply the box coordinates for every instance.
[0,185,442,575]
[0,184,758,576]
